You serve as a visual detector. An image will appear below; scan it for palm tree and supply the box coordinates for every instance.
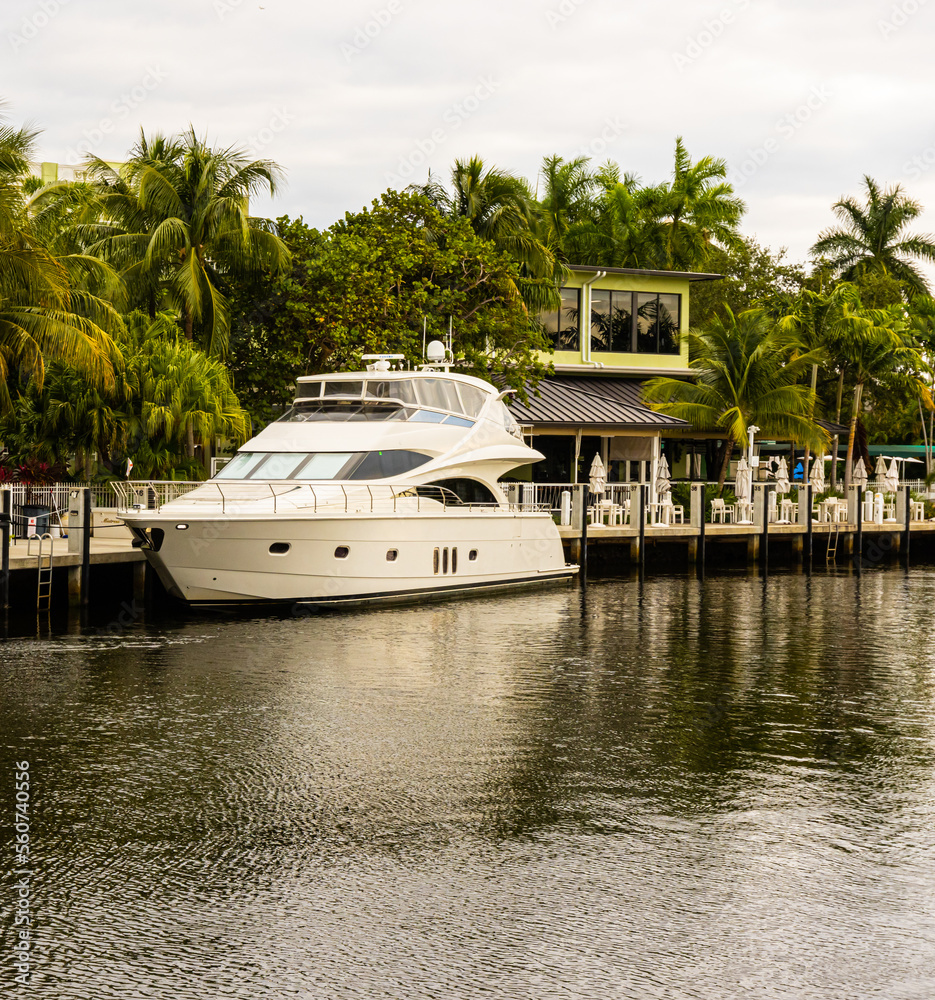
[590,163,667,269]
[121,312,250,476]
[649,137,745,271]
[810,176,935,298]
[0,103,120,413]
[908,296,935,474]
[72,128,291,357]
[829,303,930,489]
[536,155,599,264]
[411,158,559,311]
[2,311,251,478]
[642,308,828,488]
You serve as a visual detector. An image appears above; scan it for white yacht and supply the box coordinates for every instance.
[118,368,577,607]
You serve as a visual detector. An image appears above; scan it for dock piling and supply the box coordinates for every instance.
[1,489,10,610]
[638,484,646,579]
[903,484,911,566]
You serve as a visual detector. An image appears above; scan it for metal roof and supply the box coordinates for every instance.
[566,264,723,283]
[508,375,690,430]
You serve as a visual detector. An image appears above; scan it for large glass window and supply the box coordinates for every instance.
[611,293,633,351]
[592,290,635,353]
[538,288,580,351]
[657,294,680,353]
[636,293,681,354]
[558,287,580,350]
[590,289,611,353]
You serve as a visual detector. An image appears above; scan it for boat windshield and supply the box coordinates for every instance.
[278,399,410,422]
[214,450,433,481]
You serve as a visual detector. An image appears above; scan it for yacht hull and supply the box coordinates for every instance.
[124,511,577,607]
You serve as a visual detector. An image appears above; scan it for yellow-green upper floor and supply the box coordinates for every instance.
[538,265,721,375]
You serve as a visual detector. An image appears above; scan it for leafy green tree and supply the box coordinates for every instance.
[229,192,552,424]
[810,176,935,298]
[642,308,827,488]
[689,236,806,326]
[68,128,291,357]
[411,157,559,311]
[827,303,930,488]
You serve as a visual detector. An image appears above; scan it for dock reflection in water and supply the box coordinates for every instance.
[2,571,935,998]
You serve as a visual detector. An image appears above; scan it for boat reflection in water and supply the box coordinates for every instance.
[118,367,577,607]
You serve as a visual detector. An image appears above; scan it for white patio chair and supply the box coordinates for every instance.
[710,498,733,524]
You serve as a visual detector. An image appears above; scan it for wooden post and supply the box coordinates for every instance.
[579,484,588,588]
[132,560,147,604]
[691,482,705,580]
[761,484,770,576]
[855,485,863,575]
[806,485,813,574]
[0,489,10,610]
[67,489,92,606]
[638,484,646,579]
[902,483,911,567]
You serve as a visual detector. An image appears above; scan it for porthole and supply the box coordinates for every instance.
[442,547,449,574]
[334,545,350,559]
[433,547,440,574]
[269,542,290,555]
[469,549,478,561]
[452,547,458,574]
[386,549,398,562]
[175,523,189,530]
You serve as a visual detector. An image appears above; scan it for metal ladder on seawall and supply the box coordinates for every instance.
[826,522,840,562]
[28,532,54,610]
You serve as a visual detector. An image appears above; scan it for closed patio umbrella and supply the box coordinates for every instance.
[809,456,825,493]
[853,457,869,489]
[874,455,888,480]
[883,458,900,494]
[655,454,671,496]
[588,453,606,496]
[735,457,751,503]
[774,456,790,495]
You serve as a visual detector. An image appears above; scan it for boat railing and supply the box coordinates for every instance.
[112,480,553,516]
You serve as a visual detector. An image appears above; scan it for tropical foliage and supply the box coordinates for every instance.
[0,105,122,414]
[228,191,552,423]
[642,308,828,488]
[811,176,935,299]
[2,312,250,479]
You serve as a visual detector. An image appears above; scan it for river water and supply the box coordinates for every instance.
[2,570,935,999]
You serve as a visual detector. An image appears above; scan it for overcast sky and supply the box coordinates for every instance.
[7,0,935,272]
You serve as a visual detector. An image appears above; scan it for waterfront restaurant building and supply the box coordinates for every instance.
[506,265,722,486]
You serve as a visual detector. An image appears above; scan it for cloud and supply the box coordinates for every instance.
[9,0,935,273]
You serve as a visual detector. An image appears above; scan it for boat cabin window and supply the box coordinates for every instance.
[290,377,490,420]
[214,450,432,481]
[253,452,312,480]
[424,479,501,504]
[322,381,363,398]
[365,380,417,404]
